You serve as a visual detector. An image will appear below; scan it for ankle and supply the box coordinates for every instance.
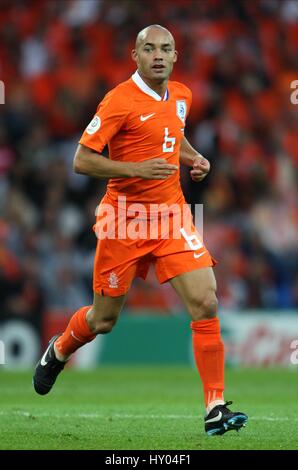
[206,399,225,414]
[54,343,70,362]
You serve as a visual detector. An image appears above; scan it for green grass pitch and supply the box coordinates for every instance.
[0,366,297,450]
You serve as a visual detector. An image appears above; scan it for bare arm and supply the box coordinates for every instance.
[180,136,203,166]
[73,144,178,180]
[179,136,210,182]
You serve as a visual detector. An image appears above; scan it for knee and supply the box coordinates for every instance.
[87,309,118,334]
[188,292,218,321]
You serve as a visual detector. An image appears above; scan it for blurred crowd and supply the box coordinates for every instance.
[0,0,297,322]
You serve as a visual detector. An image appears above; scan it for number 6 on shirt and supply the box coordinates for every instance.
[162,127,176,153]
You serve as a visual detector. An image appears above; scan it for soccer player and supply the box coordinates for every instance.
[33,25,248,436]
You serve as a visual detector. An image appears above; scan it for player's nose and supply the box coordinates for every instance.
[153,51,164,61]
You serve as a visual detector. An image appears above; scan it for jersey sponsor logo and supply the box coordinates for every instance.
[176,100,187,123]
[86,116,101,134]
[108,272,119,288]
[140,113,155,122]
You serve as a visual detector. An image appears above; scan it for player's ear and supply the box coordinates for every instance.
[131,49,138,63]
[173,50,178,63]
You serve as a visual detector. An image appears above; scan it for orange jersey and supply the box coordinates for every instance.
[79,71,192,209]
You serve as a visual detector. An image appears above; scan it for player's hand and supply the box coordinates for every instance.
[190,155,210,182]
[133,158,179,180]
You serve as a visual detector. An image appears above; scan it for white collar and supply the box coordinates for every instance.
[132,70,168,101]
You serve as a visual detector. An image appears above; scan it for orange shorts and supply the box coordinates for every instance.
[93,198,216,297]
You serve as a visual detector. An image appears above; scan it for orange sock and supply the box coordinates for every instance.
[55,306,96,357]
[191,317,225,407]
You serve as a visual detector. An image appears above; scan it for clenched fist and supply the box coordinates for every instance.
[190,155,210,182]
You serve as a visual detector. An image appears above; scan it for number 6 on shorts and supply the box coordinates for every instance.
[180,227,203,251]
